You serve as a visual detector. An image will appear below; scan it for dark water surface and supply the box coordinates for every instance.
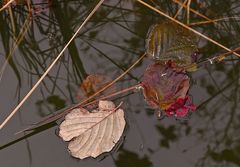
[1,1,240,167]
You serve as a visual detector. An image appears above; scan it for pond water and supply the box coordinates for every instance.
[1,0,240,167]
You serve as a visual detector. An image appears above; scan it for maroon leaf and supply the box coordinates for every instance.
[141,62,195,117]
[165,96,197,117]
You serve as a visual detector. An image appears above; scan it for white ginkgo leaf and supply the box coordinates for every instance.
[59,100,125,159]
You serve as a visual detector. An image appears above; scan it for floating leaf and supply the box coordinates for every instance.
[141,62,196,117]
[77,74,115,101]
[165,96,196,117]
[59,100,125,159]
[145,21,199,67]
[141,62,190,109]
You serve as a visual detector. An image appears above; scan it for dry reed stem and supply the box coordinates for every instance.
[172,0,239,27]
[184,46,240,70]
[137,0,240,58]
[0,0,15,12]
[187,0,191,24]
[17,83,142,133]
[26,0,31,12]
[220,47,240,58]
[15,53,146,132]
[189,17,240,26]
[172,0,212,21]
[38,53,146,122]
[82,83,141,107]
[173,0,188,19]
[0,0,105,130]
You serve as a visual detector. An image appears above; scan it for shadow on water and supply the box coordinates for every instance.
[1,0,240,167]
[0,122,56,150]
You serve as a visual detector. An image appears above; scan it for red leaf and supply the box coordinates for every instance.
[165,96,197,117]
[141,62,190,110]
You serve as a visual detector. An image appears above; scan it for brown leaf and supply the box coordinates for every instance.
[77,74,115,101]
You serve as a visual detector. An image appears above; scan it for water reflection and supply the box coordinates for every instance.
[0,0,240,167]
[115,149,152,167]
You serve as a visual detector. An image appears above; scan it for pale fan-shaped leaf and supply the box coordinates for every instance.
[59,100,126,159]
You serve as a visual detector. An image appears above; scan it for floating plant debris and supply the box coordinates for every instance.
[141,61,196,118]
[77,74,115,101]
[145,21,199,68]
[14,20,199,162]
[143,21,198,118]
[59,100,125,159]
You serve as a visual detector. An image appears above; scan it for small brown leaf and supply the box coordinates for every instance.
[59,100,125,159]
[77,74,115,101]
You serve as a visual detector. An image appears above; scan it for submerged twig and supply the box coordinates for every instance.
[0,0,105,130]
